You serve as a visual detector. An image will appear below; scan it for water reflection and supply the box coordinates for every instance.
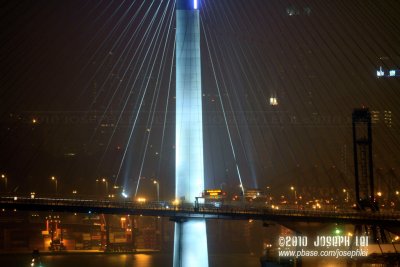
[0,253,262,267]
[36,254,170,267]
[134,254,151,265]
[122,254,152,267]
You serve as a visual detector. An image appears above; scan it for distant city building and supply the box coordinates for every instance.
[244,188,262,199]
[376,56,400,78]
[370,110,392,128]
[371,110,380,124]
[384,110,392,128]
[376,66,400,78]
[286,6,312,16]
[269,97,278,106]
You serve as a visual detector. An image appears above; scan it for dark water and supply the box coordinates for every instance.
[0,253,261,267]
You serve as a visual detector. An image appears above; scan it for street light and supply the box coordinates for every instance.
[290,186,297,203]
[343,189,349,203]
[51,176,58,194]
[1,174,7,192]
[153,180,159,202]
[102,178,108,194]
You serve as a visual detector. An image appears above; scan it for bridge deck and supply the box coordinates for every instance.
[1,196,399,226]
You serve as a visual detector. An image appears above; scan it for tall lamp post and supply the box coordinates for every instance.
[290,186,297,204]
[343,189,349,203]
[102,178,108,195]
[153,180,160,202]
[1,174,7,192]
[152,179,161,250]
[51,176,58,195]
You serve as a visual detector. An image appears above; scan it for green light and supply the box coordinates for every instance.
[334,228,342,235]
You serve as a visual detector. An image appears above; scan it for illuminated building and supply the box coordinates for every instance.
[371,110,380,124]
[376,66,400,77]
[376,57,400,78]
[174,0,208,267]
[370,110,393,128]
[286,5,312,16]
[384,110,392,128]
[269,97,278,106]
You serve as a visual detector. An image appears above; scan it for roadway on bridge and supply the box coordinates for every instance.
[0,196,399,226]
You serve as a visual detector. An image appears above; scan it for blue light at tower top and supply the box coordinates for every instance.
[177,0,198,10]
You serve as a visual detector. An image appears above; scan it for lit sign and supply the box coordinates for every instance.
[205,189,222,195]
[203,189,225,198]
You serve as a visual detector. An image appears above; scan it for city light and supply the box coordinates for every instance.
[100,178,108,194]
[1,174,7,191]
[122,191,128,198]
[137,197,146,203]
[290,186,297,203]
[51,176,58,194]
[376,66,400,77]
[334,228,342,235]
[343,189,349,202]
[120,217,127,229]
[153,180,159,201]
[269,97,278,106]
[377,66,384,77]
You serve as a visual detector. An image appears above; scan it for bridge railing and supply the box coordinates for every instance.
[1,196,400,223]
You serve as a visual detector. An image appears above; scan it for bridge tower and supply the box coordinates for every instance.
[352,108,377,211]
[352,108,389,243]
[174,0,208,267]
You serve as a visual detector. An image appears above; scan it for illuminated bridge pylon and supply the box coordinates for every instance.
[174,0,208,267]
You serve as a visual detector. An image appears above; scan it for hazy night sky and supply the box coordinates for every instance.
[1,0,399,199]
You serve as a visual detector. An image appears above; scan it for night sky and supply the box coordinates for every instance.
[1,0,399,199]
